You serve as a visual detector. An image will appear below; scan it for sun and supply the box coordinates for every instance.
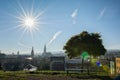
[16,11,41,34]
[24,17,35,28]
[17,14,40,34]
[10,1,47,48]
[23,16,37,30]
[13,1,46,44]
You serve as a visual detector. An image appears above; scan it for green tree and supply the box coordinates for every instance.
[64,31,106,73]
[0,52,6,70]
[63,31,106,58]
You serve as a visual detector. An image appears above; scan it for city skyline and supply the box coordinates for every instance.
[0,0,120,54]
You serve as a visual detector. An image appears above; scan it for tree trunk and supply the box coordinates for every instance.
[81,58,84,72]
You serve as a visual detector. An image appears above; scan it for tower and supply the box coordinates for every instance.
[17,51,19,56]
[42,44,52,57]
[44,44,46,53]
[31,47,34,57]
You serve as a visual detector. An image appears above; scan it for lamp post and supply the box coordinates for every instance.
[87,58,90,75]
[81,51,89,73]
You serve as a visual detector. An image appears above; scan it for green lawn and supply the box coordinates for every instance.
[0,70,114,80]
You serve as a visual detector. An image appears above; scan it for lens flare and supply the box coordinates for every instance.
[24,17,35,27]
[13,1,46,36]
[8,1,46,47]
[16,13,40,35]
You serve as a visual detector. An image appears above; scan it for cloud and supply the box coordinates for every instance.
[71,9,78,24]
[97,7,106,20]
[48,31,62,46]
[107,44,120,50]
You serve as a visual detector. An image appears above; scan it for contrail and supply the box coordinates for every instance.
[97,7,106,20]
[48,31,62,46]
[71,9,78,24]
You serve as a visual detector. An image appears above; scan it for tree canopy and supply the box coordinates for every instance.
[0,52,6,59]
[63,31,106,58]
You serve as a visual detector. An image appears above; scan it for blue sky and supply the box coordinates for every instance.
[0,0,120,54]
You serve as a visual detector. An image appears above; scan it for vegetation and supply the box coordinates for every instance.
[0,52,6,70]
[0,70,114,80]
[63,31,106,58]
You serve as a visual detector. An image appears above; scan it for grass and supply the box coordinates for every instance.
[0,70,114,80]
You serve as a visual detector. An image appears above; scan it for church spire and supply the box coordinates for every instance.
[17,51,19,56]
[31,46,34,57]
[44,44,46,53]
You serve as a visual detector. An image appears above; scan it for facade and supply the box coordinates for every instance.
[105,50,120,60]
[42,44,52,58]
[66,57,82,70]
[116,58,120,73]
[50,56,65,71]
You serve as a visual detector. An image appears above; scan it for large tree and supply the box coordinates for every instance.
[63,31,106,58]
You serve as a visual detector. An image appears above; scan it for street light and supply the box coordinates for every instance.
[81,51,89,73]
[87,58,90,75]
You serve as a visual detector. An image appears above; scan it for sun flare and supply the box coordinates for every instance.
[24,17,35,28]
[15,10,42,34]
[13,1,46,44]
[17,14,40,34]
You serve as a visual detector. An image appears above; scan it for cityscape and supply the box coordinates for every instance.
[0,0,120,80]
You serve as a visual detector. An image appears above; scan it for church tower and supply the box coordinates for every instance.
[17,51,19,56]
[42,44,52,57]
[31,47,34,57]
[44,44,46,53]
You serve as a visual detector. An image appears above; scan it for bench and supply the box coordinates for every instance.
[65,68,88,73]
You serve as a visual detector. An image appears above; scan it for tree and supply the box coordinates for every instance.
[64,31,106,73]
[0,53,6,58]
[63,31,106,58]
[0,52,6,70]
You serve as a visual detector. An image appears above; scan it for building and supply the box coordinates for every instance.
[50,56,65,71]
[105,50,120,60]
[31,47,34,57]
[116,58,120,73]
[66,57,82,70]
[42,44,52,58]
[24,64,37,71]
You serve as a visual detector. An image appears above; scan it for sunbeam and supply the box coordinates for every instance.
[12,1,46,46]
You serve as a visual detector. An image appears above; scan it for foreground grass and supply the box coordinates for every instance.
[0,70,114,80]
